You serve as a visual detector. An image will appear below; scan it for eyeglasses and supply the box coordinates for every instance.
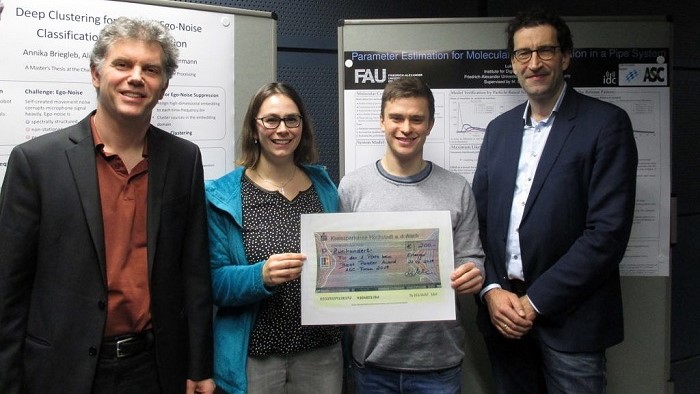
[512,46,560,63]
[256,115,303,129]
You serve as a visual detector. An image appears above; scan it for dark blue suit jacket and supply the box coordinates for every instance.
[472,87,638,352]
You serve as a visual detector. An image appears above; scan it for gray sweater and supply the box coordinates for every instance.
[338,161,484,371]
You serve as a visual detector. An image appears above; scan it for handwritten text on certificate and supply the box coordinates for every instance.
[315,229,441,293]
[300,211,456,325]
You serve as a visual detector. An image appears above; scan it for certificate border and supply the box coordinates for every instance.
[300,210,455,325]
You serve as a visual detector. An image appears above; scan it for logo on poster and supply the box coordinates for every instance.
[619,64,667,86]
[603,71,617,85]
[643,67,665,82]
[354,69,387,84]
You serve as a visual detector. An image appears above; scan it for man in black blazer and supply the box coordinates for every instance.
[0,17,215,393]
[472,9,638,393]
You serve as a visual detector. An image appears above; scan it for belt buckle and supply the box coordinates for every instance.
[115,336,136,358]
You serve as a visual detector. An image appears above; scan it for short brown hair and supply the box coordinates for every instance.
[380,77,435,122]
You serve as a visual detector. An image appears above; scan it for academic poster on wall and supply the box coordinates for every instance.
[342,48,671,276]
[0,0,236,181]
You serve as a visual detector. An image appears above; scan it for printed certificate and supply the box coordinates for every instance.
[300,211,456,325]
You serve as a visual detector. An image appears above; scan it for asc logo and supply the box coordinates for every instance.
[643,66,665,82]
[619,64,667,86]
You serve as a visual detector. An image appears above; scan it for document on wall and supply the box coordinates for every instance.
[300,211,457,325]
[0,0,237,182]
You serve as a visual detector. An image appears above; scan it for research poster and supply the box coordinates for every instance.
[342,48,671,276]
[0,0,236,182]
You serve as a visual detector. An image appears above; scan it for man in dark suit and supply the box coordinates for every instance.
[0,17,215,394]
[472,8,638,393]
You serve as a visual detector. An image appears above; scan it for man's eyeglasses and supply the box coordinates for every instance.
[256,115,303,129]
[512,46,560,63]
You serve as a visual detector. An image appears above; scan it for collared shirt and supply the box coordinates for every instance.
[481,84,567,306]
[91,116,151,337]
[505,86,567,281]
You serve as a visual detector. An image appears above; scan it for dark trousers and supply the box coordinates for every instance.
[92,348,161,394]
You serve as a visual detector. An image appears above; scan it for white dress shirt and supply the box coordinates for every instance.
[481,84,567,308]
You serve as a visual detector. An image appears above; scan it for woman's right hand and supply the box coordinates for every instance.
[262,253,305,286]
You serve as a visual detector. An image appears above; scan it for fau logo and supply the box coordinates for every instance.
[354,69,387,84]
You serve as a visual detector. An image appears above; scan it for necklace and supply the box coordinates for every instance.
[253,166,297,196]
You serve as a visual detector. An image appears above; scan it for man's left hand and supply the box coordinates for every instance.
[186,378,216,394]
[519,295,538,323]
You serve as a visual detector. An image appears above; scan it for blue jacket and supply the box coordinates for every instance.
[473,88,637,352]
[205,164,338,394]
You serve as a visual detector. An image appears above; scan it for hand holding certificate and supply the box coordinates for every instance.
[300,210,456,325]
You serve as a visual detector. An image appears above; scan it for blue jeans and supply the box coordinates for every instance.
[485,333,607,394]
[352,361,461,394]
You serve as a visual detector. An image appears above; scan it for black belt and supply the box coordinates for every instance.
[509,279,527,297]
[100,330,154,359]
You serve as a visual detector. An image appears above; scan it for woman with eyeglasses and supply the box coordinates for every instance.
[205,82,343,394]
